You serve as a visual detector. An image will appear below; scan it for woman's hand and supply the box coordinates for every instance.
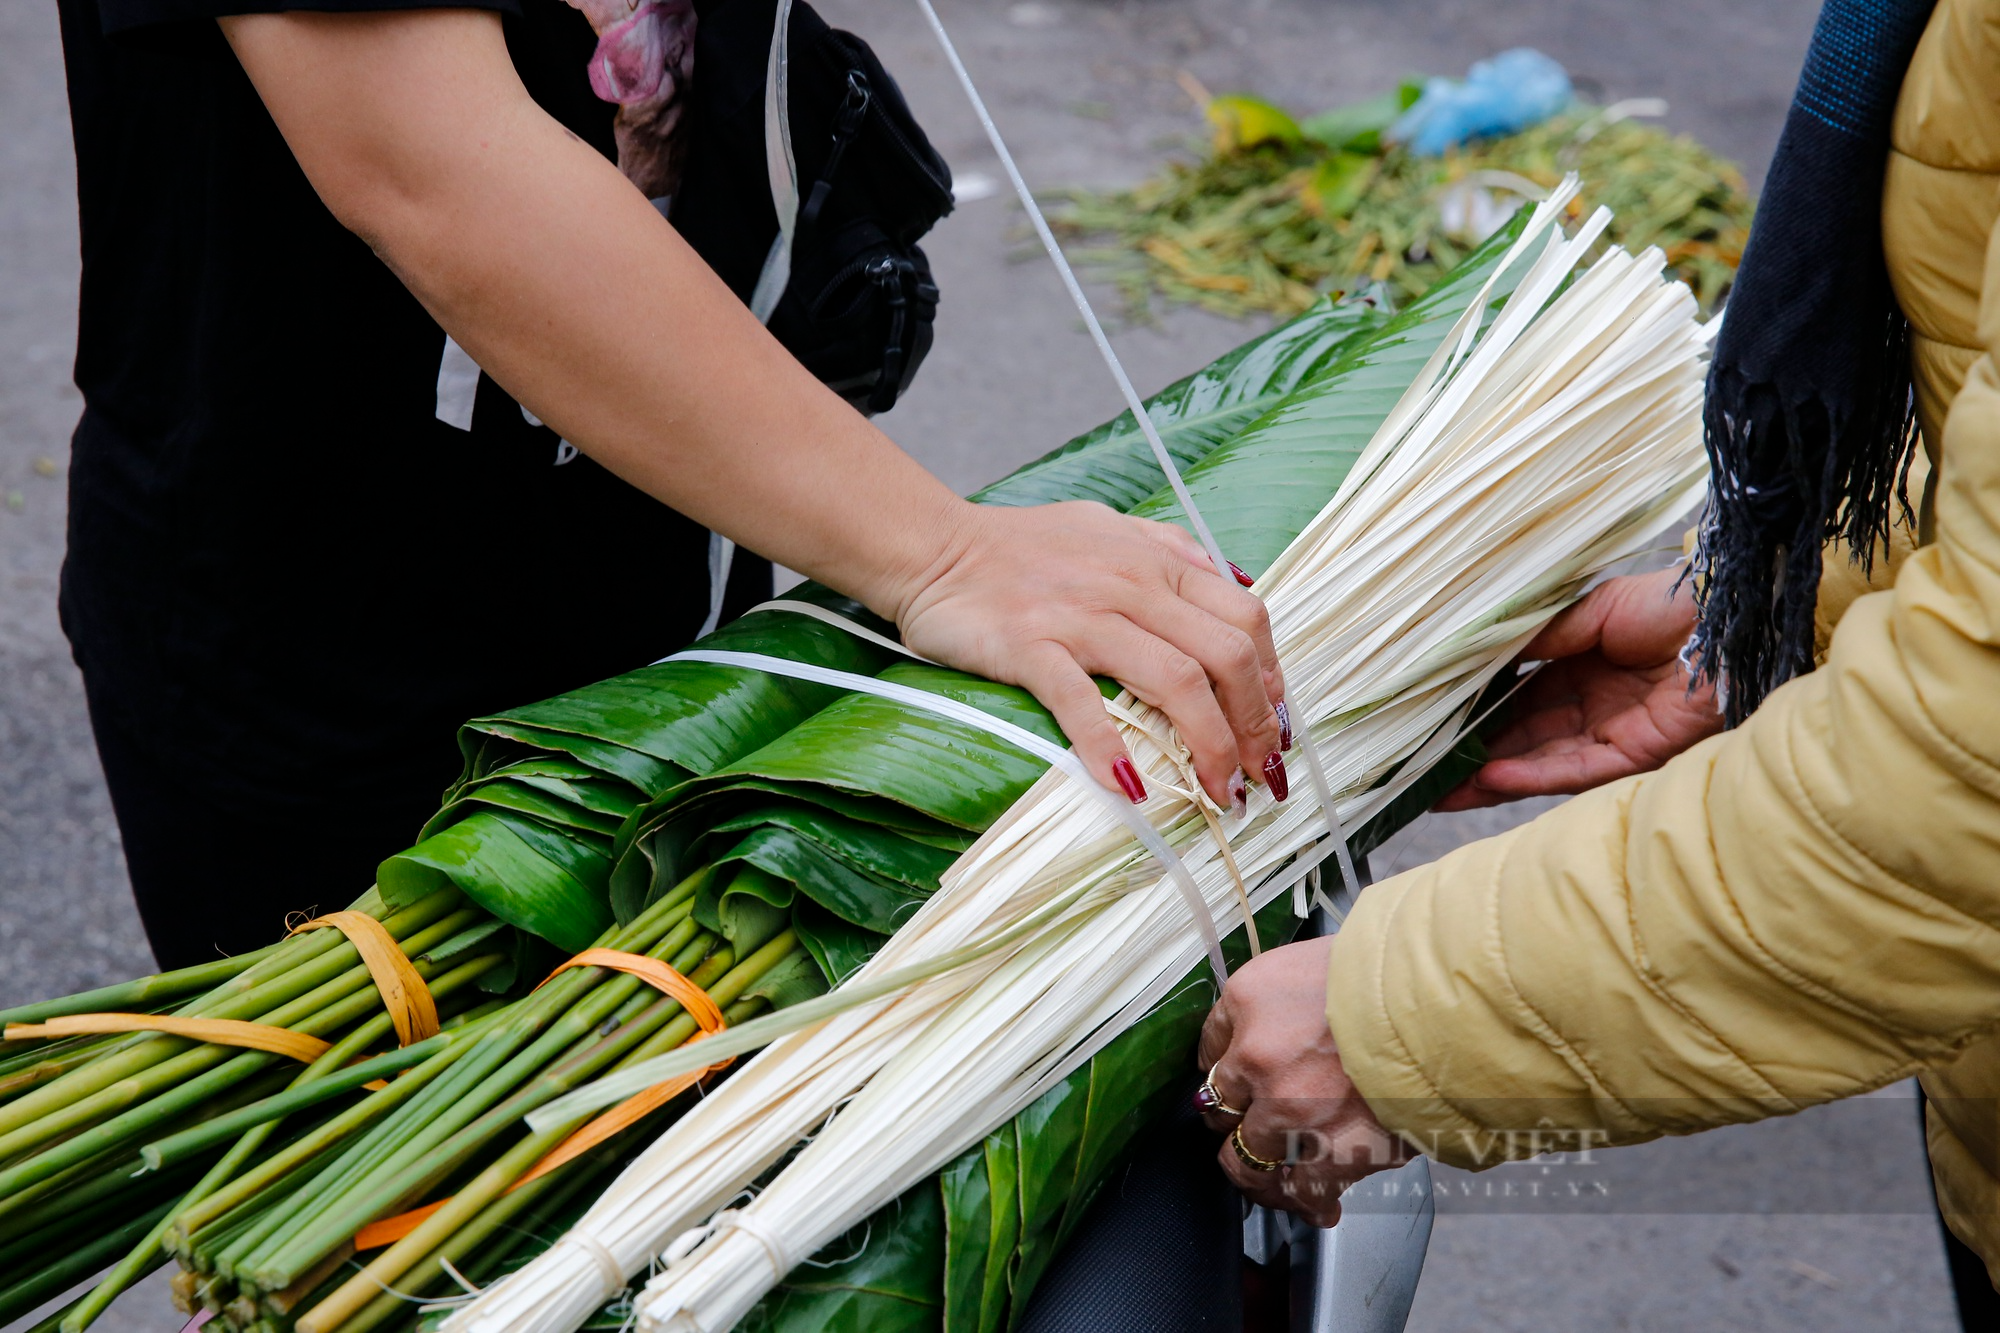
[1439,566,1722,811]
[891,502,1287,809]
[1197,936,1406,1226]
[221,8,1284,809]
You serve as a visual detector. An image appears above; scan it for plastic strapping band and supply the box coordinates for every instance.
[2,1014,331,1063]
[291,911,441,1048]
[352,949,729,1253]
[757,601,1361,907]
[537,949,726,1032]
[520,949,731,1178]
[1289,727,1364,902]
[700,0,799,641]
[663,647,1230,979]
[909,0,1222,569]
[747,0,798,325]
[748,599,935,662]
[909,0,1363,906]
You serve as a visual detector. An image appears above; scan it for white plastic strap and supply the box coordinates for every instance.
[747,0,799,324]
[435,335,481,431]
[752,600,1328,923]
[909,0,1225,573]
[664,647,1231,978]
[1290,726,1363,901]
[699,0,800,641]
[749,599,937,662]
[700,533,736,640]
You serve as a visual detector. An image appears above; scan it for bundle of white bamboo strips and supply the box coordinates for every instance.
[444,183,1711,1333]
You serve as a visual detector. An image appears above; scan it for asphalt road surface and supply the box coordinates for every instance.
[0,0,1967,1327]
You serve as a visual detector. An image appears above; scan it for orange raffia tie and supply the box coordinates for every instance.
[1,1014,331,1063]
[352,948,730,1251]
[289,911,440,1048]
[4,909,440,1084]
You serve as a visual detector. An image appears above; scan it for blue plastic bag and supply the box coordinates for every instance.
[1388,49,1573,157]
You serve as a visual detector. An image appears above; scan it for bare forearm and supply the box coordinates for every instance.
[222,9,964,617]
[217,7,1288,800]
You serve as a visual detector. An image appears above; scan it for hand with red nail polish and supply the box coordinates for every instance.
[889,503,1287,807]
[1262,752,1289,802]
[1113,756,1148,804]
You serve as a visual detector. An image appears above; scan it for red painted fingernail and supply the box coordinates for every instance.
[1228,767,1247,819]
[1229,561,1255,587]
[1262,751,1289,801]
[1274,700,1292,752]
[1113,756,1148,804]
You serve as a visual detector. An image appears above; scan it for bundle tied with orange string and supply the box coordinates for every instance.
[4,909,445,1083]
[0,885,519,1333]
[127,866,808,1333]
[352,949,729,1251]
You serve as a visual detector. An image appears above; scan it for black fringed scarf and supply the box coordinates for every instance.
[1688,0,1936,725]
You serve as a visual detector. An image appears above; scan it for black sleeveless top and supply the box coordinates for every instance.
[54,0,765,803]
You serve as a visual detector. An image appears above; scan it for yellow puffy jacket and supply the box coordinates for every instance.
[1324,0,2000,1280]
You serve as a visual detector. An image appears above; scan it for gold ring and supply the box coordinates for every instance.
[1194,1070,1245,1119]
[1231,1126,1282,1172]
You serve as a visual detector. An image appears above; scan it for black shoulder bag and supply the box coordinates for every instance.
[671,0,954,414]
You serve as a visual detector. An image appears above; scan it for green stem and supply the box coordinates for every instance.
[294,934,731,1317]
[59,961,507,1333]
[0,1035,121,1099]
[0,891,466,1143]
[0,1155,201,1271]
[296,934,797,1324]
[0,940,291,1028]
[207,966,611,1280]
[167,998,509,1256]
[180,990,534,1267]
[219,888,701,1283]
[248,941,706,1289]
[143,956,507,1170]
[171,1022,491,1252]
[0,915,487,1198]
[0,1197,175,1324]
[329,1150,609,1333]
[23,1294,89,1333]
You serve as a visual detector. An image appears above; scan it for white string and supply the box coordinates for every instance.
[907,0,1224,572]
[566,1231,628,1301]
[713,1208,793,1278]
[439,1256,485,1297]
[908,0,1363,905]
[662,648,1231,978]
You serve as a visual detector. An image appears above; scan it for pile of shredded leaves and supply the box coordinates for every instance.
[1050,85,1753,320]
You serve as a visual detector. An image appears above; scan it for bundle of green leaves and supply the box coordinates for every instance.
[1,220,1533,1333]
[400,221,1541,1333]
